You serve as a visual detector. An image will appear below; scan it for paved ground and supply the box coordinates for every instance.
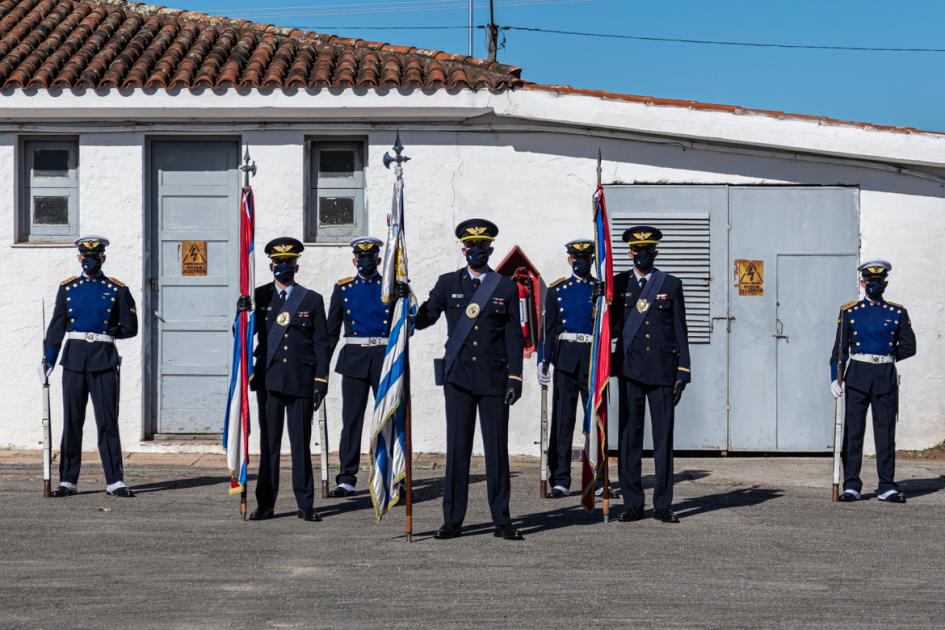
[2,451,944,629]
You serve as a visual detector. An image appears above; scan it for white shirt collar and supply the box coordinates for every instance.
[633,269,652,282]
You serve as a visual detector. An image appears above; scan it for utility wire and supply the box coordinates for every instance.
[498,26,945,53]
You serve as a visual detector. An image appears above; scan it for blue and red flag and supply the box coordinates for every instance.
[224,186,256,494]
[581,183,613,511]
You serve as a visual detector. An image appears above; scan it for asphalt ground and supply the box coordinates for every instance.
[1,452,944,629]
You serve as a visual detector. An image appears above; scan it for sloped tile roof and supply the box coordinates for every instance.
[0,0,522,90]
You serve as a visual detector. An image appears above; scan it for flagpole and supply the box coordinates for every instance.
[597,148,611,524]
[239,147,257,522]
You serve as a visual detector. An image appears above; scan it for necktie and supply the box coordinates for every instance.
[278,290,287,304]
[639,277,647,291]
[472,278,481,289]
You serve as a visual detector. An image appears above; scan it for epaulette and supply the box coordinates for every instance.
[110,278,126,288]
[840,300,858,311]
[337,276,355,285]
[60,275,78,286]
[885,300,904,309]
[549,277,566,289]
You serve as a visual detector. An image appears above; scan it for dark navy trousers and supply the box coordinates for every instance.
[619,378,676,511]
[59,367,125,486]
[547,367,589,490]
[842,385,899,494]
[443,382,511,527]
[336,364,382,488]
[255,390,314,511]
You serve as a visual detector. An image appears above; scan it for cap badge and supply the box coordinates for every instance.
[573,242,591,251]
[633,232,652,242]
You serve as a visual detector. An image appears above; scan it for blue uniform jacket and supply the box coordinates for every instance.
[610,269,691,386]
[327,274,392,379]
[415,268,524,396]
[829,297,916,395]
[44,274,138,373]
[538,275,597,375]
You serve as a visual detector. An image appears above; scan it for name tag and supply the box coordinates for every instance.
[451,293,465,299]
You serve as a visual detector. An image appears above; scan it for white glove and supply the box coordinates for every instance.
[38,364,52,385]
[830,380,843,399]
[537,364,552,387]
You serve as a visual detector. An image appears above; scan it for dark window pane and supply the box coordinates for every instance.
[319,150,355,178]
[34,196,69,225]
[33,149,70,177]
[319,197,355,226]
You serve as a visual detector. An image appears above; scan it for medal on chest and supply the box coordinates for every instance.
[277,311,290,326]
[466,303,480,319]
[636,298,650,314]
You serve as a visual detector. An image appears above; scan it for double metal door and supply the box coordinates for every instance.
[605,185,858,451]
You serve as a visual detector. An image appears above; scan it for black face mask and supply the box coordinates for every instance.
[466,246,492,270]
[865,279,887,300]
[633,250,655,272]
[81,256,103,275]
[357,257,378,277]
[273,262,296,283]
[571,259,592,277]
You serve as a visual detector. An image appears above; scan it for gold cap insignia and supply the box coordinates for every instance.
[82,240,100,250]
[573,242,591,251]
[356,242,375,251]
[866,266,885,274]
[634,232,652,242]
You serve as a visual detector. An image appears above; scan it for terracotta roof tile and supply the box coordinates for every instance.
[0,0,521,91]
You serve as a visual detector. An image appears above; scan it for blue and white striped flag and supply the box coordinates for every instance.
[369,168,413,521]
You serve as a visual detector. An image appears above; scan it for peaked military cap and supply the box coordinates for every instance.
[75,235,110,254]
[455,218,498,242]
[622,226,662,246]
[350,236,383,256]
[264,237,304,259]
[566,239,595,256]
[858,259,892,278]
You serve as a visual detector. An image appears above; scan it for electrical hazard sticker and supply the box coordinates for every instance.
[735,259,764,296]
[182,240,208,276]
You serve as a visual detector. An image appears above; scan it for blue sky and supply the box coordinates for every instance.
[187,0,945,131]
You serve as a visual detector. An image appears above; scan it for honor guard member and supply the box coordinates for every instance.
[407,219,526,541]
[611,226,690,524]
[246,237,330,522]
[830,260,916,503]
[537,239,599,498]
[326,237,391,497]
[42,236,138,497]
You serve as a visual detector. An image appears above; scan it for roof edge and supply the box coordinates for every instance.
[519,82,944,138]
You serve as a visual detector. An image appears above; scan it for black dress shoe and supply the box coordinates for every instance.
[106,487,135,498]
[50,485,77,497]
[298,508,322,521]
[839,491,860,502]
[433,523,462,540]
[493,524,525,541]
[328,486,354,498]
[249,508,275,521]
[550,488,567,499]
[879,491,906,504]
[653,509,680,523]
[617,506,645,522]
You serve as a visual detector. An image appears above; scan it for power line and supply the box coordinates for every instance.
[499,26,945,53]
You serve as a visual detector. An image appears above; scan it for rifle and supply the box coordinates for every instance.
[41,300,52,498]
[318,401,330,498]
[831,311,847,502]
[538,360,549,498]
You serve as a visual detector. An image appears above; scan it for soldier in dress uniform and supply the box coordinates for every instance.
[830,260,916,503]
[610,226,690,524]
[326,237,392,498]
[407,218,525,540]
[42,236,138,497]
[246,237,330,522]
[537,239,599,498]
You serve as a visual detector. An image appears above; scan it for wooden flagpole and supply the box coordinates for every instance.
[598,148,610,523]
[239,147,256,521]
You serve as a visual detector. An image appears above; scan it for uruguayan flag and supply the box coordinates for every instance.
[369,167,412,520]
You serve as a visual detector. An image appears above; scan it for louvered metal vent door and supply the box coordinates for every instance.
[604,186,729,450]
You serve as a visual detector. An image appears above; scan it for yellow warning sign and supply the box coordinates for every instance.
[736,259,764,296]
[182,240,208,276]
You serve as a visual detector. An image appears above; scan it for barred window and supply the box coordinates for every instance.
[20,138,79,242]
[305,140,365,242]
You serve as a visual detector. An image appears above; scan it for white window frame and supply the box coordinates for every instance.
[19,137,79,243]
[305,139,366,243]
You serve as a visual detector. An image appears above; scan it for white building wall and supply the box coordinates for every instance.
[1,125,943,460]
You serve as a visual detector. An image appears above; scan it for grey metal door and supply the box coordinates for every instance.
[150,140,239,434]
[604,186,729,450]
[728,187,858,450]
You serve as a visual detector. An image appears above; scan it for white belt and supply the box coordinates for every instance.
[345,337,389,347]
[851,353,893,364]
[558,332,593,344]
[66,331,114,343]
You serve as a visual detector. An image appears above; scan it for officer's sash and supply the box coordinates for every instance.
[622,269,665,349]
[436,271,502,385]
[266,283,308,367]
